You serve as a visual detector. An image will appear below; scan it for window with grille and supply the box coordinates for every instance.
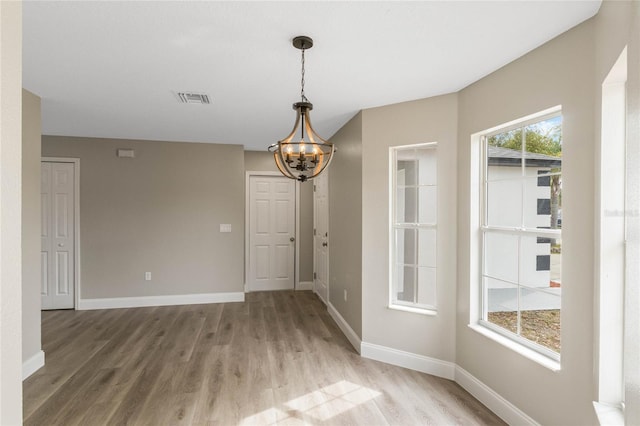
[390,143,437,313]
[480,112,563,360]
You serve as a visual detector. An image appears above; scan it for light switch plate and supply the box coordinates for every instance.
[220,224,232,233]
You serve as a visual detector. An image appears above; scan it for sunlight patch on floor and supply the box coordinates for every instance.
[240,380,382,425]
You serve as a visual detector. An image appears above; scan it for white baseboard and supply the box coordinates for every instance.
[77,292,245,310]
[455,366,539,426]
[361,342,455,380]
[356,344,535,423]
[296,281,313,291]
[327,302,362,354]
[23,350,45,380]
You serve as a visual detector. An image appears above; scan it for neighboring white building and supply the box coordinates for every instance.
[485,145,562,311]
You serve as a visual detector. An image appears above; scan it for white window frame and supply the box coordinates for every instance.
[389,142,438,315]
[478,109,562,363]
[594,46,629,426]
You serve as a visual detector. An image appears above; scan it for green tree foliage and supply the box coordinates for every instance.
[488,123,562,157]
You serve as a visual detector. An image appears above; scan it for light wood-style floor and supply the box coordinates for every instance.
[23,291,505,425]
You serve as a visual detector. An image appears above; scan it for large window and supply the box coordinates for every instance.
[480,112,562,360]
[390,143,437,313]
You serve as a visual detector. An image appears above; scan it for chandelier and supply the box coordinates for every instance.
[269,36,336,182]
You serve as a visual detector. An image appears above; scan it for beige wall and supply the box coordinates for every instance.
[0,1,23,423]
[42,137,245,299]
[325,2,640,424]
[244,150,314,283]
[22,89,41,365]
[454,4,635,424]
[244,150,278,173]
[456,19,596,426]
[361,94,458,361]
[328,112,363,337]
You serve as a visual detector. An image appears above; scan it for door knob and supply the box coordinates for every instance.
[58,243,64,247]
[290,237,295,242]
[322,242,328,247]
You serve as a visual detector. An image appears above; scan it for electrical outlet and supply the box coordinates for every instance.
[344,289,347,302]
[145,272,151,281]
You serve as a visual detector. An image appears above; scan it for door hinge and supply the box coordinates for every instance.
[314,228,316,236]
[313,185,316,192]
[314,272,317,279]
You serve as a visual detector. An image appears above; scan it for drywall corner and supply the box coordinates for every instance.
[328,111,363,338]
[22,89,42,370]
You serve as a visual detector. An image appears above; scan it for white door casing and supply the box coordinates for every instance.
[248,175,296,291]
[41,161,76,309]
[314,172,329,304]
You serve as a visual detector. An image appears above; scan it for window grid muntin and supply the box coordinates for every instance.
[390,143,437,311]
[392,224,437,308]
[487,172,562,184]
[480,113,562,359]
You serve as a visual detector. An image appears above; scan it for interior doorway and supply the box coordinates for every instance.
[246,174,297,291]
[41,159,79,310]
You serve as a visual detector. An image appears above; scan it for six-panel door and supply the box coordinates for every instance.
[41,161,75,310]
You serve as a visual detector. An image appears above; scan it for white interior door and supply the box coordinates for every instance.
[314,172,329,304]
[41,161,76,310]
[249,176,296,291]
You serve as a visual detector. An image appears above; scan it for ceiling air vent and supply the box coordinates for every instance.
[176,92,211,105]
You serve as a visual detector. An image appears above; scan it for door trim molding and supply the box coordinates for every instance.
[313,172,329,303]
[245,171,300,292]
[42,157,80,309]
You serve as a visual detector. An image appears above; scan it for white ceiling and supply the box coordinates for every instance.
[23,1,601,151]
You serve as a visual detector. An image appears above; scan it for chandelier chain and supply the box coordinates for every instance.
[300,48,308,102]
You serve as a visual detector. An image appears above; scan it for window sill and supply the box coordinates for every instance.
[593,402,624,426]
[468,323,561,372]
[388,304,437,316]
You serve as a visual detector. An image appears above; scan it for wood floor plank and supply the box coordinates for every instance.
[47,368,120,426]
[190,346,226,424]
[24,291,506,426]
[158,306,207,363]
[164,349,211,425]
[104,357,166,425]
[191,303,224,355]
[23,340,110,426]
[211,303,238,346]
